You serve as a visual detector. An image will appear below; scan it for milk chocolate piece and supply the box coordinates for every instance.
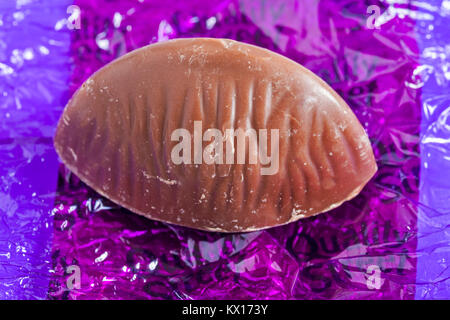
[54,38,377,232]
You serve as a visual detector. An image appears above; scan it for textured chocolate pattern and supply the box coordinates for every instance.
[54,38,377,232]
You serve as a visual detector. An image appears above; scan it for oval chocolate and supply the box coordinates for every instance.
[54,38,377,232]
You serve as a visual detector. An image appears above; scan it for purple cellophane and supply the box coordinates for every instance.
[49,0,421,300]
[2,0,449,300]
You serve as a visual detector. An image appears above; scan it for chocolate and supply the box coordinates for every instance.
[54,38,377,232]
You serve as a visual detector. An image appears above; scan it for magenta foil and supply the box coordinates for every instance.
[49,0,421,299]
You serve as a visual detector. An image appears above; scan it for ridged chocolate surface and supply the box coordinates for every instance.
[54,38,377,232]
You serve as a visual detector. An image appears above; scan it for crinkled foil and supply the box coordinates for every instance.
[0,0,71,299]
[1,0,449,299]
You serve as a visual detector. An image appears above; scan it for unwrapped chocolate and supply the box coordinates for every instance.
[54,38,377,232]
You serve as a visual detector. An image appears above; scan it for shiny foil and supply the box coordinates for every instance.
[1,0,449,299]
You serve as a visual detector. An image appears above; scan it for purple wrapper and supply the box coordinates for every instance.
[0,0,71,299]
[1,0,449,300]
[416,0,450,299]
[48,0,421,300]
